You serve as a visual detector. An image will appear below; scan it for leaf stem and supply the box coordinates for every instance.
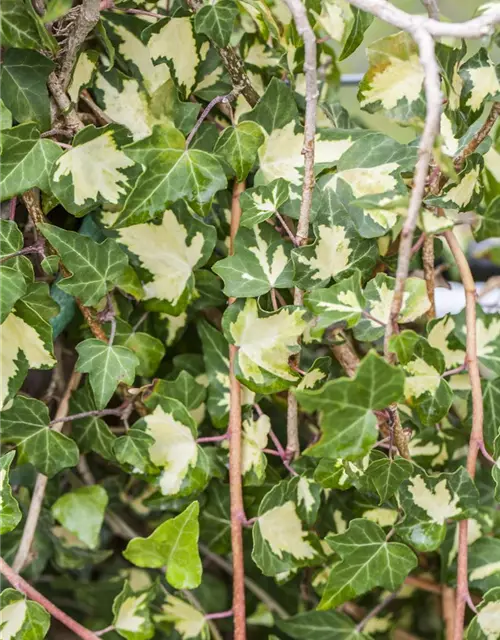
[355,589,400,631]
[185,89,241,149]
[9,196,17,221]
[205,609,234,620]
[0,557,101,640]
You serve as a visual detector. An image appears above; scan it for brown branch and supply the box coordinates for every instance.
[0,557,101,640]
[443,586,455,640]
[421,0,439,20]
[356,589,400,631]
[81,90,113,125]
[281,0,317,460]
[12,369,82,572]
[422,235,436,318]
[185,89,240,148]
[443,230,484,640]
[228,181,246,640]
[456,102,500,167]
[47,72,85,132]
[405,575,442,595]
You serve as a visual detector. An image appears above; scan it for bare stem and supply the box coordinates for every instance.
[228,181,246,640]
[356,589,400,631]
[444,230,484,640]
[0,557,101,640]
[422,235,436,318]
[185,89,240,148]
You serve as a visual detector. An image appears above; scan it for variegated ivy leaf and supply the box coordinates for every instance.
[467,537,500,593]
[67,50,98,103]
[304,271,365,331]
[390,332,453,426]
[49,124,140,216]
[198,319,255,427]
[75,339,140,410]
[242,78,299,135]
[293,188,377,290]
[222,298,308,393]
[114,429,155,474]
[427,155,483,211]
[1,0,57,51]
[1,283,57,410]
[155,595,209,640]
[277,609,370,640]
[144,371,206,426]
[1,48,54,130]
[1,396,79,477]
[297,357,331,392]
[0,451,22,535]
[312,0,373,61]
[252,476,322,576]
[215,121,266,181]
[459,48,500,126]
[475,379,500,454]
[398,468,478,552]
[239,0,280,42]
[454,306,500,376]
[0,265,27,324]
[39,224,129,307]
[117,206,216,315]
[194,0,238,47]
[239,178,291,227]
[354,274,430,342]
[112,581,155,640]
[242,412,271,485]
[365,457,413,504]
[467,587,500,640]
[115,125,227,226]
[143,17,199,98]
[296,351,405,460]
[0,123,63,200]
[322,132,416,238]
[427,314,466,369]
[134,398,208,497]
[0,588,50,640]
[318,518,417,610]
[358,31,426,124]
[51,485,108,550]
[213,223,293,297]
[123,501,202,589]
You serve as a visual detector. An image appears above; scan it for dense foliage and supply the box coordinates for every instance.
[1,0,500,639]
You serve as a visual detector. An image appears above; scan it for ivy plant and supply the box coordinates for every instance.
[2,0,500,639]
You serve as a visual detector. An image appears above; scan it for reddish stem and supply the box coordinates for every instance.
[9,197,17,221]
[205,609,234,621]
[196,433,229,444]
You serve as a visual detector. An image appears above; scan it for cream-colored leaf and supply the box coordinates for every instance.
[296,477,316,514]
[440,113,459,156]
[144,405,197,496]
[95,74,152,141]
[53,131,135,206]
[241,414,271,476]
[312,0,349,41]
[465,64,500,111]
[0,599,27,640]
[362,507,398,527]
[245,42,280,67]
[159,595,207,640]
[148,17,199,95]
[258,501,316,560]
[404,357,441,399]
[442,166,481,208]
[477,600,500,639]
[118,211,204,305]
[250,227,289,286]
[427,316,465,368]
[229,299,307,383]
[470,561,500,581]
[477,316,500,357]
[296,225,352,281]
[361,53,424,110]
[160,312,188,347]
[68,51,96,102]
[115,593,149,632]
[328,163,400,198]
[297,368,327,390]
[407,476,460,525]
[0,313,55,409]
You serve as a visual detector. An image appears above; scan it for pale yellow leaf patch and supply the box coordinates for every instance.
[249,227,289,286]
[477,316,500,357]
[0,599,27,640]
[144,405,197,496]
[297,368,327,391]
[118,211,204,305]
[115,593,149,632]
[160,312,188,347]
[296,477,316,514]
[427,316,465,368]
[312,0,349,42]
[470,561,500,582]
[361,54,424,110]
[404,357,441,399]
[258,501,316,560]
[68,51,96,103]
[328,163,400,198]
[148,17,199,95]
[362,507,398,527]
[241,414,271,476]
[159,595,207,640]
[296,225,352,281]
[448,517,483,566]
[53,131,135,205]
[465,64,500,111]
[442,166,481,208]
[407,476,460,525]
[0,313,55,409]
[245,42,281,67]
[477,600,500,639]
[440,113,459,157]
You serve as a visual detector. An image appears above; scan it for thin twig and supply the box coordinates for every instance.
[444,230,484,640]
[421,0,439,20]
[185,89,240,149]
[0,558,101,640]
[443,586,455,640]
[356,589,400,631]
[405,575,442,595]
[282,0,317,461]
[423,235,436,318]
[228,181,246,640]
[12,369,82,572]
[9,197,17,221]
[48,407,124,426]
[81,90,113,125]
[275,212,299,246]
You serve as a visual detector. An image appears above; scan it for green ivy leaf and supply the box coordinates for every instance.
[123,501,202,589]
[0,264,27,323]
[69,385,116,461]
[39,224,129,307]
[0,451,22,535]
[296,351,405,460]
[459,48,500,127]
[319,518,417,609]
[116,125,227,226]
[398,468,479,552]
[75,339,140,409]
[52,485,108,550]
[1,0,57,51]
[123,332,165,377]
[304,271,366,331]
[339,7,374,61]
[114,429,155,474]
[213,223,293,297]
[0,588,50,640]
[144,371,206,425]
[215,121,265,181]
[365,456,413,503]
[1,396,79,477]
[194,0,238,47]
[0,48,54,130]
[277,610,369,640]
[239,179,291,228]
